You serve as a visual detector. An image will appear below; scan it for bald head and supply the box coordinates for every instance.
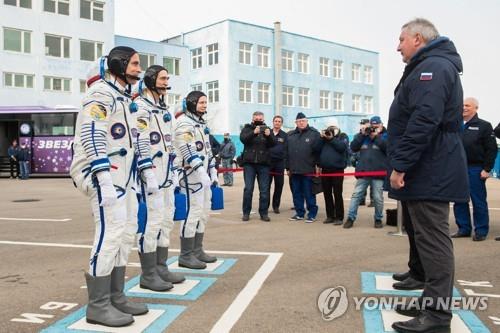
[463,97,479,121]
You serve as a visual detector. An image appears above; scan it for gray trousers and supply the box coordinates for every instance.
[404,200,454,323]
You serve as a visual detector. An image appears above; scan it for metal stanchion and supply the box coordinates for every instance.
[388,201,406,236]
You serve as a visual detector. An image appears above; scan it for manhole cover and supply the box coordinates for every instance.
[12,199,40,203]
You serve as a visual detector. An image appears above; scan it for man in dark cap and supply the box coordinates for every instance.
[287,112,321,223]
[70,46,148,327]
[173,91,218,269]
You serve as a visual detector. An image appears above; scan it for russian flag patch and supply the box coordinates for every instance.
[420,72,433,81]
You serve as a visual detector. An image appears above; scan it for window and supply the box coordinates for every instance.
[167,94,181,105]
[80,40,103,61]
[44,76,71,92]
[333,92,343,111]
[298,87,309,108]
[320,90,330,110]
[319,57,329,77]
[352,64,361,82]
[282,50,293,71]
[239,42,252,65]
[333,60,343,79]
[191,84,202,92]
[79,79,87,93]
[163,57,180,76]
[207,43,218,66]
[257,45,270,68]
[298,53,309,74]
[364,96,373,114]
[3,28,31,53]
[206,81,219,103]
[239,80,252,103]
[282,86,293,107]
[32,113,76,136]
[364,66,373,84]
[139,53,155,69]
[45,34,70,58]
[80,0,104,22]
[352,94,362,112]
[3,72,34,88]
[191,47,202,69]
[4,0,31,8]
[258,82,270,104]
[44,0,69,15]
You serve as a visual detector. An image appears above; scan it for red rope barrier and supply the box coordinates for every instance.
[216,167,387,177]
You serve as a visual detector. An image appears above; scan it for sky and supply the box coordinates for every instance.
[115,0,500,126]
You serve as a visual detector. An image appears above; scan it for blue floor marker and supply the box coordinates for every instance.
[361,272,461,297]
[40,303,186,333]
[124,275,216,301]
[166,257,237,275]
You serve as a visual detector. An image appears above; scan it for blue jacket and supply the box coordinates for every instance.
[286,125,321,174]
[387,37,469,202]
[316,132,349,170]
[350,129,388,178]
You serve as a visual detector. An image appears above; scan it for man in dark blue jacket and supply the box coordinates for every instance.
[268,115,288,214]
[287,112,321,222]
[344,116,388,229]
[7,139,19,179]
[316,119,349,224]
[388,19,469,333]
[240,111,276,222]
[452,97,497,241]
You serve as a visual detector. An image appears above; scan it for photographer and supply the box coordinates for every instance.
[240,111,276,222]
[344,116,388,229]
[316,119,349,225]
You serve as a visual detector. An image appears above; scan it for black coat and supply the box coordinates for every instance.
[286,125,321,174]
[316,132,349,170]
[350,130,388,178]
[387,37,469,202]
[240,123,276,165]
[269,129,288,169]
[461,114,497,171]
[494,122,500,139]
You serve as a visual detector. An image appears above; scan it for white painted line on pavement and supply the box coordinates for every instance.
[0,217,72,222]
[210,252,283,333]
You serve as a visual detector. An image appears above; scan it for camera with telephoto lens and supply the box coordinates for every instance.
[259,125,269,133]
[364,126,378,135]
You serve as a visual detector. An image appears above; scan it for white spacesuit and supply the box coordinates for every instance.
[173,91,218,269]
[70,47,148,327]
[134,65,185,287]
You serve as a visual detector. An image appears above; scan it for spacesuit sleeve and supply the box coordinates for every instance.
[173,120,203,170]
[134,100,153,173]
[79,90,115,174]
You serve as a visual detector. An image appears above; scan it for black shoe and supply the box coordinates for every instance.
[343,219,354,229]
[393,276,424,290]
[323,218,334,224]
[392,271,410,282]
[392,313,450,333]
[260,215,271,222]
[273,208,280,214]
[359,200,366,206]
[450,231,470,238]
[374,220,383,228]
[333,219,343,225]
[221,183,228,186]
[242,214,250,222]
[394,303,420,318]
[473,234,486,241]
[496,236,500,241]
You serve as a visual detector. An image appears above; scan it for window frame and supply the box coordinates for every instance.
[43,76,71,92]
[191,47,202,69]
[80,0,104,22]
[364,96,373,114]
[333,60,343,79]
[45,33,71,58]
[333,92,344,111]
[44,0,70,15]
[239,80,252,103]
[319,90,330,110]
[282,85,294,107]
[3,27,31,53]
[298,87,310,108]
[281,50,293,72]
[4,0,32,8]
[207,43,219,66]
[319,57,330,77]
[364,66,373,84]
[239,42,252,65]
[257,45,270,68]
[163,57,180,76]
[257,82,270,104]
[3,72,34,89]
[80,39,103,61]
[206,80,219,103]
[297,53,310,74]
[352,63,361,83]
[352,94,362,112]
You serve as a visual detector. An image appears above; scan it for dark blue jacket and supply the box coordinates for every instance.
[17,147,30,162]
[350,129,388,179]
[461,114,497,171]
[286,125,321,174]
[316,132,349,170]
[269,129,288,169]
[387,37,469,202]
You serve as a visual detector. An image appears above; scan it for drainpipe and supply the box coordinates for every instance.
[273,21,282,117]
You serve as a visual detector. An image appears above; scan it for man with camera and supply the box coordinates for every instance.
[316,119,349,225]
[344,116,388,229]
[240,111,276,222]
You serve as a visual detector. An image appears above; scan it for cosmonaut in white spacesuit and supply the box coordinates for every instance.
[134,65,185,289]
[70,46,153,327]
[173,91,218,269]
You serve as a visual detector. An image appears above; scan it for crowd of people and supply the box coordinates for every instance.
[7,139,30,180]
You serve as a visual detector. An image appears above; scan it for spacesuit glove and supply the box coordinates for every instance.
[143,168,159,194]
[196,167,212,188]
[209,166,218,186]
[96,171,117,207]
